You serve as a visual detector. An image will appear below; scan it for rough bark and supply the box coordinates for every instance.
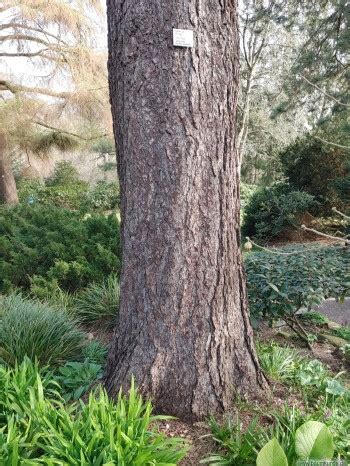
[106,0,267,421]
[0,134,19,205]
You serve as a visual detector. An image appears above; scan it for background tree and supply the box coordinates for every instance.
[238,0,349,184]
[237,0,307,182]
[105,0,267,420]
[0,0,110,204]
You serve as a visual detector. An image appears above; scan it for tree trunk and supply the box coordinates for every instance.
[106,0,267,421]
[0,134,19,205]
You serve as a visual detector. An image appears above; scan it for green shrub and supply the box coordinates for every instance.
[41,182,90,209]
[17,163,90,210]
[299,311,328,326]
[74,274,119,326]
[47,160,81,186]
[18,162,119,212]
[280,135,349,213]
[333,326,350,342]
[242,182,315,240]
[245,245,346,325]
[0,360,188,465]
[0,294,86,365]
[83,180,120,211]
[0,204,121,293]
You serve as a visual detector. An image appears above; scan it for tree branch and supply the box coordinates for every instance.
[35,121,107,141]
[332,207,350,221]
[0,33,52,48]
[0,80,70,99]
[0,22,68,45]
[0,49,51,58]
[314,135,350,150]
[299,75,350,108]
[300,225,349,245]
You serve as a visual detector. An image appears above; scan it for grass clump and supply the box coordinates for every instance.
[82,340,108,365]
[0,360,188,464]
[74,274,119,327]
[202,416,268,465]
[257,343,302,381]
[0,294,86,366]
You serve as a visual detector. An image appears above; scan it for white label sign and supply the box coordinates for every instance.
[173,29,194,48]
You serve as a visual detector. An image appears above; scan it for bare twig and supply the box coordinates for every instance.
[313,135,350,150]
[35,121,107,142]
[332,207,350,221]
[300,225,350,245]
[300,75,350,108]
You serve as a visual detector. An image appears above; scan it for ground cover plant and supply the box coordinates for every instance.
[245,244,348,339]
[204,341,350,465]
[0,203,121,293]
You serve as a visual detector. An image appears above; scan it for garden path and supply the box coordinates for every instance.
[315,298,350,326]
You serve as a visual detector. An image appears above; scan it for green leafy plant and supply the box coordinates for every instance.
[257,344,348,403]
[37,383,188,465]
[257,421,335,465]
[295,422,334,460]
[54,360,103,401]
[266,405,310,464]
[18,163,120,212]
[74,274,119,326]
[295,359,347,400]
[0,360,188,464]
[257,438,288,466]
[340,344,350,361]
[299,312,328,326]
[18,161,90,211]
[0,357,59,424]
[245,245,347,335]
[0,294,86,365]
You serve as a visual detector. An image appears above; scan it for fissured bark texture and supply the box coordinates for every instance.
[0,134,19,205]
[105,0,267,421]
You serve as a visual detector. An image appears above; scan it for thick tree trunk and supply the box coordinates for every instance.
[0,134,19,205]
[106,0,267,420]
